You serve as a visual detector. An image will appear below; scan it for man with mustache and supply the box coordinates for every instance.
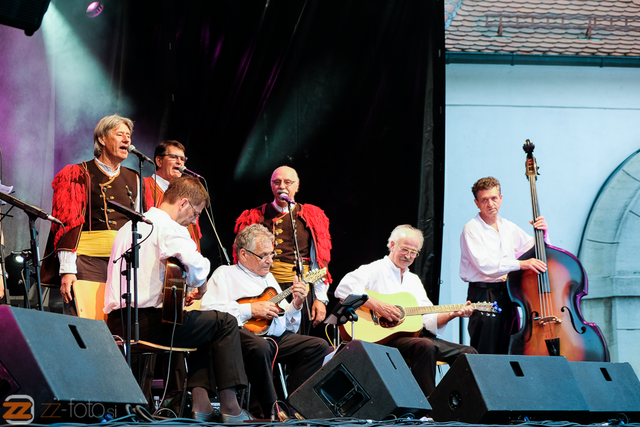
[41,114,140,314]
[142,140,202,251]
[235,166,331,333]
[335,224,477,398]
[460,176,549,354]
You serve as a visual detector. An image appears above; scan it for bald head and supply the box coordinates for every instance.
[271,166,300,207]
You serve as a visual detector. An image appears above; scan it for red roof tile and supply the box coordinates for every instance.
[445,0,640,57]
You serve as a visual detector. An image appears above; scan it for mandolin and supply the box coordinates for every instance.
[239,268,326,335]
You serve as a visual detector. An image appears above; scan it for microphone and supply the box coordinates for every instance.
[178,165,204,179]
[0,191,63,225]
[280,194,295,205]
[127,144,154,165]
[107,200,153,225]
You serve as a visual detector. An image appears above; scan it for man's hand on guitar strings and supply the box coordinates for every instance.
[366,298,402,322]
[251,300,281,320]
[185,285,207,305]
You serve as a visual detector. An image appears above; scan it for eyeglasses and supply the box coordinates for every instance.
[245,249,276,262]
[399,247,420,257]
[271,179,297,187]
[187,200,201,218]
[164,153,188,163]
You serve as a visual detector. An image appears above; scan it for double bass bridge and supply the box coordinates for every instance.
[534,315,562,326]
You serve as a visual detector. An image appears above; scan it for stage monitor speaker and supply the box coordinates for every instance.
[0,0,51,36]
[0,306,147,423]
[428,354,589,424]
[568,361,640,423]
[288,340,431,420]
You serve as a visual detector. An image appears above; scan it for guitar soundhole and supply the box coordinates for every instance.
[379,317,399,328]
[378,306,405,328]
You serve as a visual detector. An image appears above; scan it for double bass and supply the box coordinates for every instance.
[506,140,609,361]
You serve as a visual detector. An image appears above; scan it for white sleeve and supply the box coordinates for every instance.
[58,250,78,275]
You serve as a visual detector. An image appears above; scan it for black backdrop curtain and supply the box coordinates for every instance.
[7,0,445,304]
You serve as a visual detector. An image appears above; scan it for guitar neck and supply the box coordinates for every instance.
[266,267,325,305]
[404,303,476,317]
[269,287,293,305]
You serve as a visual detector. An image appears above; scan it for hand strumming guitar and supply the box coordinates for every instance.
[185,281,208,306]
[363,297,403,322]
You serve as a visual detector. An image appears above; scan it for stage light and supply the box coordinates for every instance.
[86,2,104,18]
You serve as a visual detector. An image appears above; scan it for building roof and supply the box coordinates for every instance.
[445,0,640,60]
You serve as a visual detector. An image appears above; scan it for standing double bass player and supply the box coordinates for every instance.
[460,176,550,355]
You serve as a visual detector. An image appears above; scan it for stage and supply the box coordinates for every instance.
[2,308,640,427]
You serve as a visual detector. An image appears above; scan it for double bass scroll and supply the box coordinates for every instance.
[506,140,609,362]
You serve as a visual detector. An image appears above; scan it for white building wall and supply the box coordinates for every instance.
[441,63,640,369]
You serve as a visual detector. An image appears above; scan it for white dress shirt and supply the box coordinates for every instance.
[334,256,441,336]
[459,213,549,283]
[104,207,210,313]
[200,263,302,336]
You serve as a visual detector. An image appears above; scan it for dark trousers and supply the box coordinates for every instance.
[239,328,331,415]
[108,308,248,393]
[467,282,519,354]
[387,330,477,397]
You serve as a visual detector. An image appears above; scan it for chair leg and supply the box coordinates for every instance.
[139,353,158,410]
[178,353,189,418]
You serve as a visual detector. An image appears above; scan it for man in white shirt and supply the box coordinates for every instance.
[335,224,476,397]
[105,176,252,423]
[201,224,332,418]
[460,176,549,354]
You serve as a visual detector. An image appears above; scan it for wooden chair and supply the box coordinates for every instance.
[73,280,195,417]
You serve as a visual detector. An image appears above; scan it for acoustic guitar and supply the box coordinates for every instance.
[339,290,500,344]
[161,257,187,325]
[239,268,327,335]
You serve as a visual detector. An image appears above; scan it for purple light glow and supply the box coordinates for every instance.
[86,2,104,18]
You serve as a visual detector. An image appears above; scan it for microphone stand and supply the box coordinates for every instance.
[201,179,230,266]
[0,192,49,311]
[118,218,142,369]
[27,213,44,311]
[285,199,311,319]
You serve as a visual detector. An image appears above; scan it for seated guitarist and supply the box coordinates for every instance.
[200,224,332,419]
[104,176,253,423]
[335,224,477,398]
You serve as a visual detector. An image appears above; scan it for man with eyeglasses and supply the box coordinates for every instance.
[235,166,331,334]
[105,176,254,423]
[200,224,332,419]
[142,140,202,251]
[460,176,548,355]
[335,224,477,398]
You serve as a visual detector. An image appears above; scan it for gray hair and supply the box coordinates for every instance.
[387,224,424,251]
[235,224,274,253]
[93,114,134,157]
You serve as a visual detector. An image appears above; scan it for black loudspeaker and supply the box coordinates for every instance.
[0,306,147,423]
[568,361,640,422]
[428,354,590,423]
[288,340,431,420]
[0,0,51,35]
